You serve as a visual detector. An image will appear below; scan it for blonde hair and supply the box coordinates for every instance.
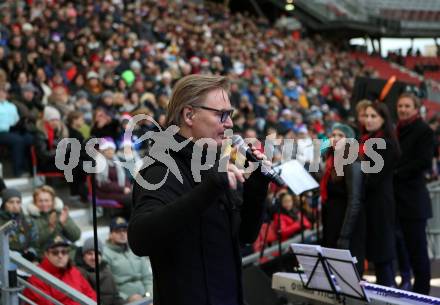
[355,99,372,114]
[165,74,229,127]
[33,185,56,204]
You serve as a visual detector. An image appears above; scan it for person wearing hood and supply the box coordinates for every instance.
[75,237,125,305]
[103,217,153,303]
[26,185,81,258]
[23,235,97,305]
[0,188,38,261]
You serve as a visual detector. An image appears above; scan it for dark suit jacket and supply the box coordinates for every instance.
[128,134,269,305]
[394,118,434,220]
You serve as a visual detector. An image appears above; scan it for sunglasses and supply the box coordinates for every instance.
[192,105,234,123]
[48,248,69,256]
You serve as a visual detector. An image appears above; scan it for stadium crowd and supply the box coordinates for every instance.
[0,0,440,303]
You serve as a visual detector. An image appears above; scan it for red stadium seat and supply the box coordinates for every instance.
[31,146,65,180]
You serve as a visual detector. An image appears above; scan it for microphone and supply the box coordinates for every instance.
[231,135,285,186]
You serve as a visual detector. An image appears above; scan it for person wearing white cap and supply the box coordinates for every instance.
[96,138,132,217]
[34,106,86,199]
[34,106,68,172]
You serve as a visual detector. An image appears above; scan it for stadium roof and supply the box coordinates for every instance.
[288,0,440,37]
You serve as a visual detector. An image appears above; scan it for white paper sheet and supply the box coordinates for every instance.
[291,244,367,300]
[276,160,319,195]
[290,244,332,291]
[321,247,366,298]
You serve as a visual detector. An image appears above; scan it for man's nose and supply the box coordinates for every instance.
[223,116,233,129]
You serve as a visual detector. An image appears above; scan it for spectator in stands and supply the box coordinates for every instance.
[394,93,434,294]
[34,105,68,172]
[321,123,365,274]
[273,192,311,241]
[66,111,89,201]
[48,86,75,117]
[12,83,43,129]
[75,237,125,305]
[361,102,400,287]
[0,85,33,176]
[117,139,142,182]
[91,107,121,143]
[0,188,38,261]
[354,99,372,139]
[97,138,132,214]
[104,217,153,302]
[27,185,81,258]
[23,235,97,305]
[296,125,315,165]
[66,111,87,146]
[73,90,93,125]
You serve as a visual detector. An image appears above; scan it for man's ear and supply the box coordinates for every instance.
[182,107,194,127]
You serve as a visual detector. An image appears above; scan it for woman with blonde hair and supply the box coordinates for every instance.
[27,185,81,258]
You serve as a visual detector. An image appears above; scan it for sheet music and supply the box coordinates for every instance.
[276,160,319,195]
[290,244,333,291]
[321,247,366,298]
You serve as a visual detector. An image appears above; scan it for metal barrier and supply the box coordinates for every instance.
[1,220,152,305]
[427,180,440,259]
[242,229,318,266]
[0,220,20,305]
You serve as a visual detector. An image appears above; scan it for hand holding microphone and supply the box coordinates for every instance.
[223,135,285,189]
[231,135,285,186]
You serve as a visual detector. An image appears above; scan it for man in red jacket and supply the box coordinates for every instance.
[23,235,97,305]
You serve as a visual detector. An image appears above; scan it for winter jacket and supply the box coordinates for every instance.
[322,161,365,273]
[23,257,97,305]
[103,241,153,300]
[273,211,311,241]
[34,120,69,170]
[26,198,81,258]
[394,118,434,219]
[364,137,398,263]
[75,247,125,305]
[0,210,38,255]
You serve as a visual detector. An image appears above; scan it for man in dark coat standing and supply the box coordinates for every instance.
[394,92,434,295]
[128,74,270,305]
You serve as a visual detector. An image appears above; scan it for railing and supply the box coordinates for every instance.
[1,220,152,305]
[242,229,318,266]
[0,220,20,305]
[427,180,440,259]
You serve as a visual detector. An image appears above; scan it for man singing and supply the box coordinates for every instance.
[128,74,270,305]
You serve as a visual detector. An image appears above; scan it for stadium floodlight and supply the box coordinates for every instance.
[285,3,295,11]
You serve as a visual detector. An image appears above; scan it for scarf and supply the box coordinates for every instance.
[359,129,385,159]
[320,153,334,204]
[396,114,420,138]
[44,121,55,150]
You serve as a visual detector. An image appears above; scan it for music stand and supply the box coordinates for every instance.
[291,244,369,303]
